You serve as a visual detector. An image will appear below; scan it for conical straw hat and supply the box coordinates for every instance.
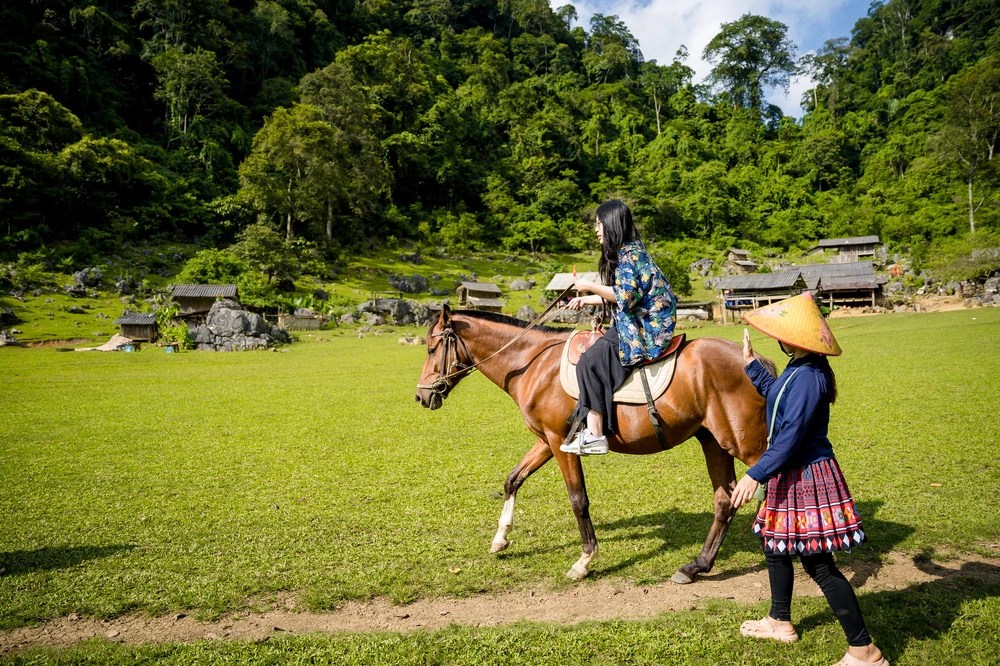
[743,291,842,356]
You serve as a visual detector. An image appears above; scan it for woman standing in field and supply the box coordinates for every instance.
[731,292,888,666]
[560,199,676,456]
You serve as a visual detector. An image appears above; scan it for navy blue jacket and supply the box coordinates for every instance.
[744,355,835,483]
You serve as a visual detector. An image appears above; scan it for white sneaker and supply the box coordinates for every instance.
[559,430,609,455]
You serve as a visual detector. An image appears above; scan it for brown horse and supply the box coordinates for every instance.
[414,304,775,583]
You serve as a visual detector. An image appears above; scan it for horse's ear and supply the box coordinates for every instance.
[438,302,452,328]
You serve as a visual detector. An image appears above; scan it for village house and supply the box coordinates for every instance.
[113,311,157,341]
[714,272,808,323]
[171,284,239,321]
[715,261,886,321]
[725,248,758,274]
[798,261,886,308]
[455,281,504,312]
[807,236,881,263]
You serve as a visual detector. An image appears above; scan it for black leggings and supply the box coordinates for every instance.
[766,551,872,647]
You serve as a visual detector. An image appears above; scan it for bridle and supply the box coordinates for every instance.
[416,325,474,396]
[417,286,577,398]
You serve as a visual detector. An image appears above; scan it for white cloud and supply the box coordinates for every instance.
[554,0,867,117]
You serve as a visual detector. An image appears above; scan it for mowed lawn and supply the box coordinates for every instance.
[1,309,999,663]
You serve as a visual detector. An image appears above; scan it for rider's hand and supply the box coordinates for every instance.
[566,296,586,310]
[742,328,755,365]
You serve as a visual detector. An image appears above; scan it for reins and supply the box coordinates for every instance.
[417,285,576,394]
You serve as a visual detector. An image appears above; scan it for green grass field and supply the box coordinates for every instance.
[2,308,999,663]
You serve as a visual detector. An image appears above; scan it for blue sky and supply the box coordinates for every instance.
[552,0,873,117]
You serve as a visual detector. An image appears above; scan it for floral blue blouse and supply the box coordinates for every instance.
[611,240,676,366]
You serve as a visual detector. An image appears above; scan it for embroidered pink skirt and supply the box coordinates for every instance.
[753,458,866,555]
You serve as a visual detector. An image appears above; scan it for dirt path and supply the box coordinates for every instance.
[3,552,999,653]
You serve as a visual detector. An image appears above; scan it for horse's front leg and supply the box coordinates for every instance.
[491,438,553,553]
[552,443,598,581]
[673,431,737,584]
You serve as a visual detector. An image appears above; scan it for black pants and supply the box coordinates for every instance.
[573,327,631,435]
[766,551,872,647]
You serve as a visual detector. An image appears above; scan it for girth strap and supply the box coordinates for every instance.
[638,364,669,450]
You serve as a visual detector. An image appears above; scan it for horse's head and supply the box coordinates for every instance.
[415,304,473,410]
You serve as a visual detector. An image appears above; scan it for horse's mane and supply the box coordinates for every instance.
[453,309,569,334]
[754,353,778,378]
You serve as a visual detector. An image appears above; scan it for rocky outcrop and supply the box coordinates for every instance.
[388,275,429,293]
[339,298,436,326]
[190,299,289,351]
[509,279,535,291]
[516,305,536,321]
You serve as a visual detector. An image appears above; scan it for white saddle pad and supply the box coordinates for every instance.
[559,331,678,404]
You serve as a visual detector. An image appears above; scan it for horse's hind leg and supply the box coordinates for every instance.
[673,429,737,584]
[491,438,553,553]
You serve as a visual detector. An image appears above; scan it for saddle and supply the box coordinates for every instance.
[559,331,684,404]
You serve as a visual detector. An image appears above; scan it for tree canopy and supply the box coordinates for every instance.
[0,0,998,272]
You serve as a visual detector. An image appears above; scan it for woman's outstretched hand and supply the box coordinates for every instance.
[731,473,759,510]
[742,328,755,365]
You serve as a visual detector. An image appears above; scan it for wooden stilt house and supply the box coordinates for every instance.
[456,281,505,312]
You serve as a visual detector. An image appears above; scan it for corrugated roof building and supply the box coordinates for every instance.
[798,261,885,307]
[715,261,886,321]
[714,271,808,323]
[171,284,239,318]
[456,281,504,312]
[113,311,157,341]
[807,236,881,263]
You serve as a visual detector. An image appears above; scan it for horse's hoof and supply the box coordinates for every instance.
[489,539,509,554]
[671,570,696,585]
[567,564,590,581]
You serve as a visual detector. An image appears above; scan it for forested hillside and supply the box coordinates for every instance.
[1,0,998,281]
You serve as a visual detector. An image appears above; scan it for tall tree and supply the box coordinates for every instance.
[299,61,389,241]
[639,50,693,136]
[583,13,643,84]
[798,37,850,113]
[238,104,341,241]
[151,46,228,136]
[931,56,1000,233]
[703,14,797,112]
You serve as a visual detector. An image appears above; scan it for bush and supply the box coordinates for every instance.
[1,254,59,291]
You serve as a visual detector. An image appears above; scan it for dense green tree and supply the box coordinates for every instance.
[176,246,275,307]
[583,14,643,84]
[151,47,230,136]
[704,14,797,112]
[798,37,850,113]
[0,0,999,269]
[931,56,1000,233]
[639,53,694,136]
[237,104,342,241]
[231,220,298,284]
[299,62,390,241]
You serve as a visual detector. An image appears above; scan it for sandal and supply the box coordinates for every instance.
[831,653,890,666]
[739,616,799,643]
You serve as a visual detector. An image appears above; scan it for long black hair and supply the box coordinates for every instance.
[814,354,838,404]
[780,342,839,404]
[595,199,640,287]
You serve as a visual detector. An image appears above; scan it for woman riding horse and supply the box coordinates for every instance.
[416,303,776,582]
